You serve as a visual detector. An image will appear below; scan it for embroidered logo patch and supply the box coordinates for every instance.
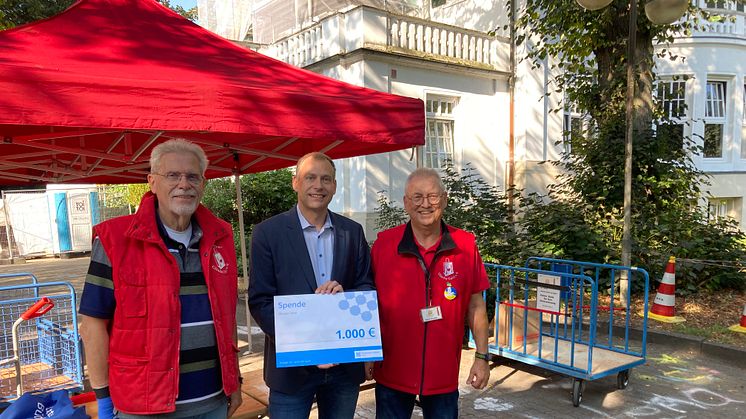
[211,246,228,274]
[438,257,458,280]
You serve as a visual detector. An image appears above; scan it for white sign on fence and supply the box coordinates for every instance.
[536,273,561,313]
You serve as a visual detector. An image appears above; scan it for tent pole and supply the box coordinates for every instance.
[234,171,252,355]
[2,192,13,260]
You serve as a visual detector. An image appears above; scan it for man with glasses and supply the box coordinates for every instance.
[79,139,243,418]
[248,152,374,418]
[370,168,490,419]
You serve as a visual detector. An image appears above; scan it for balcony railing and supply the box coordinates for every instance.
[260,6,509,72]
[694,0,746,38]
[388,15,501,68]
[270,25,326,68]
[699,16,746,36]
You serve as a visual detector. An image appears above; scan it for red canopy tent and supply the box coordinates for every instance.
[0,0,424,186]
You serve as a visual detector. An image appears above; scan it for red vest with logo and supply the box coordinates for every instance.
[94,193,239,414]
[371,222,489,395]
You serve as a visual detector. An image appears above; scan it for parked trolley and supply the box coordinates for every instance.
[0,273,84,406]
[476,259,650,406]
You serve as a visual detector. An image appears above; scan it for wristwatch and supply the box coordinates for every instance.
[474,351,490,361]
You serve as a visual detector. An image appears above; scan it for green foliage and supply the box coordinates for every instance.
[512,0,705,126]
[374,191,407,230]
[202,169,295,228]
[510,0,746,294]
[642,213,746,293]
[517,193,610,264]
[157,0,197,21]
[202,170,296,273]
[0,0,195,29]
[0,0,74,29]
[98,183,150,217]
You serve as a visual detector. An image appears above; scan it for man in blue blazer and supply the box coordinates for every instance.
[249,152,375,419]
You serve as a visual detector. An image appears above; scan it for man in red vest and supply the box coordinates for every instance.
[370,168,491,418]
[79,139,243,418]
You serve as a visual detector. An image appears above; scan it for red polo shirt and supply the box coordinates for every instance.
[371,222,489,395]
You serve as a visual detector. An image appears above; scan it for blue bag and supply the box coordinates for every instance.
[0,390,89,419]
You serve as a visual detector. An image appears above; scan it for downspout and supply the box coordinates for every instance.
[507,0,516,221]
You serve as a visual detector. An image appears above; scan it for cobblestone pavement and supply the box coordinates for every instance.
[2,257,744,418]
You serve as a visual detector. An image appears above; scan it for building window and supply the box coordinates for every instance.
[562,108,583,154]
[659,80,687,118]
[708,197,742,225]
[657,79,687,149]
[704,81,727,158]
[424,96,457,169]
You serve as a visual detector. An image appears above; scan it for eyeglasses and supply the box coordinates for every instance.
[152,172,204,186]
[407,193,442,206]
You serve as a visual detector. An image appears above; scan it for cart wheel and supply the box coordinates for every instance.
[572,379,583,407]
[617,370,630,389]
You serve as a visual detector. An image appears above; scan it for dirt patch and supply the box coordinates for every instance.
[606,290,746,348]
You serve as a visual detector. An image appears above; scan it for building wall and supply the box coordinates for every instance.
[512,37,565,197]
[655,32,746,228]
[512,3,746,229]
[310,55,508,237]
[201,1,746,232]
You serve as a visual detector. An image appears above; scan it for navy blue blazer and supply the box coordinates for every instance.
[248,207,375,394]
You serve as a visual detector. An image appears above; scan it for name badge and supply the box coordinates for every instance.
[420,306,443,323]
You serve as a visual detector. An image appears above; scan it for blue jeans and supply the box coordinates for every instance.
[268,367,360,419]
[375,384,458,419]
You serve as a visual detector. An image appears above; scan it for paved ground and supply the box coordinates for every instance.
[2,257,744,418]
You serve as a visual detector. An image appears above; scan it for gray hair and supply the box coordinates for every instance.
[406,168,445,193]
[150,139,209,175]
[296,152,336,176]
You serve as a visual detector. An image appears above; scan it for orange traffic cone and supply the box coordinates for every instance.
[728,304,746,333]
[643,256,685,323]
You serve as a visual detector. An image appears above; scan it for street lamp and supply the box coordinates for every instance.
[575,0,687,302]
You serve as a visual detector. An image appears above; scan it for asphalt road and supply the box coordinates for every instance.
[1,257,744,418]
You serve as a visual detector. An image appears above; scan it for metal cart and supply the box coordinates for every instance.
[0,273,84,406]
[477,260,649,406]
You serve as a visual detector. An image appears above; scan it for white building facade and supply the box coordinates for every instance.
[201,0,515,236]
[655,0,746,228]
[199,0,746,233]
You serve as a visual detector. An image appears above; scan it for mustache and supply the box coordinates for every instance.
[169,189,197,198]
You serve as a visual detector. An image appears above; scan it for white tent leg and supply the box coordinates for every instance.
[234,171,251,355]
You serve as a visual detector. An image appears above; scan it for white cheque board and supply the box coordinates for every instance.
[274,291,383,368]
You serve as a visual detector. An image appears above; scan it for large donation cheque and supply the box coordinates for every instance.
[273,291,384,368]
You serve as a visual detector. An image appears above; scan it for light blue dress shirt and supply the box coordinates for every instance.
[297,205,335,287]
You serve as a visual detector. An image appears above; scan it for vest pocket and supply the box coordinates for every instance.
[110,359,148,411]
[119,268,147,318]
[119,284,146,317]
